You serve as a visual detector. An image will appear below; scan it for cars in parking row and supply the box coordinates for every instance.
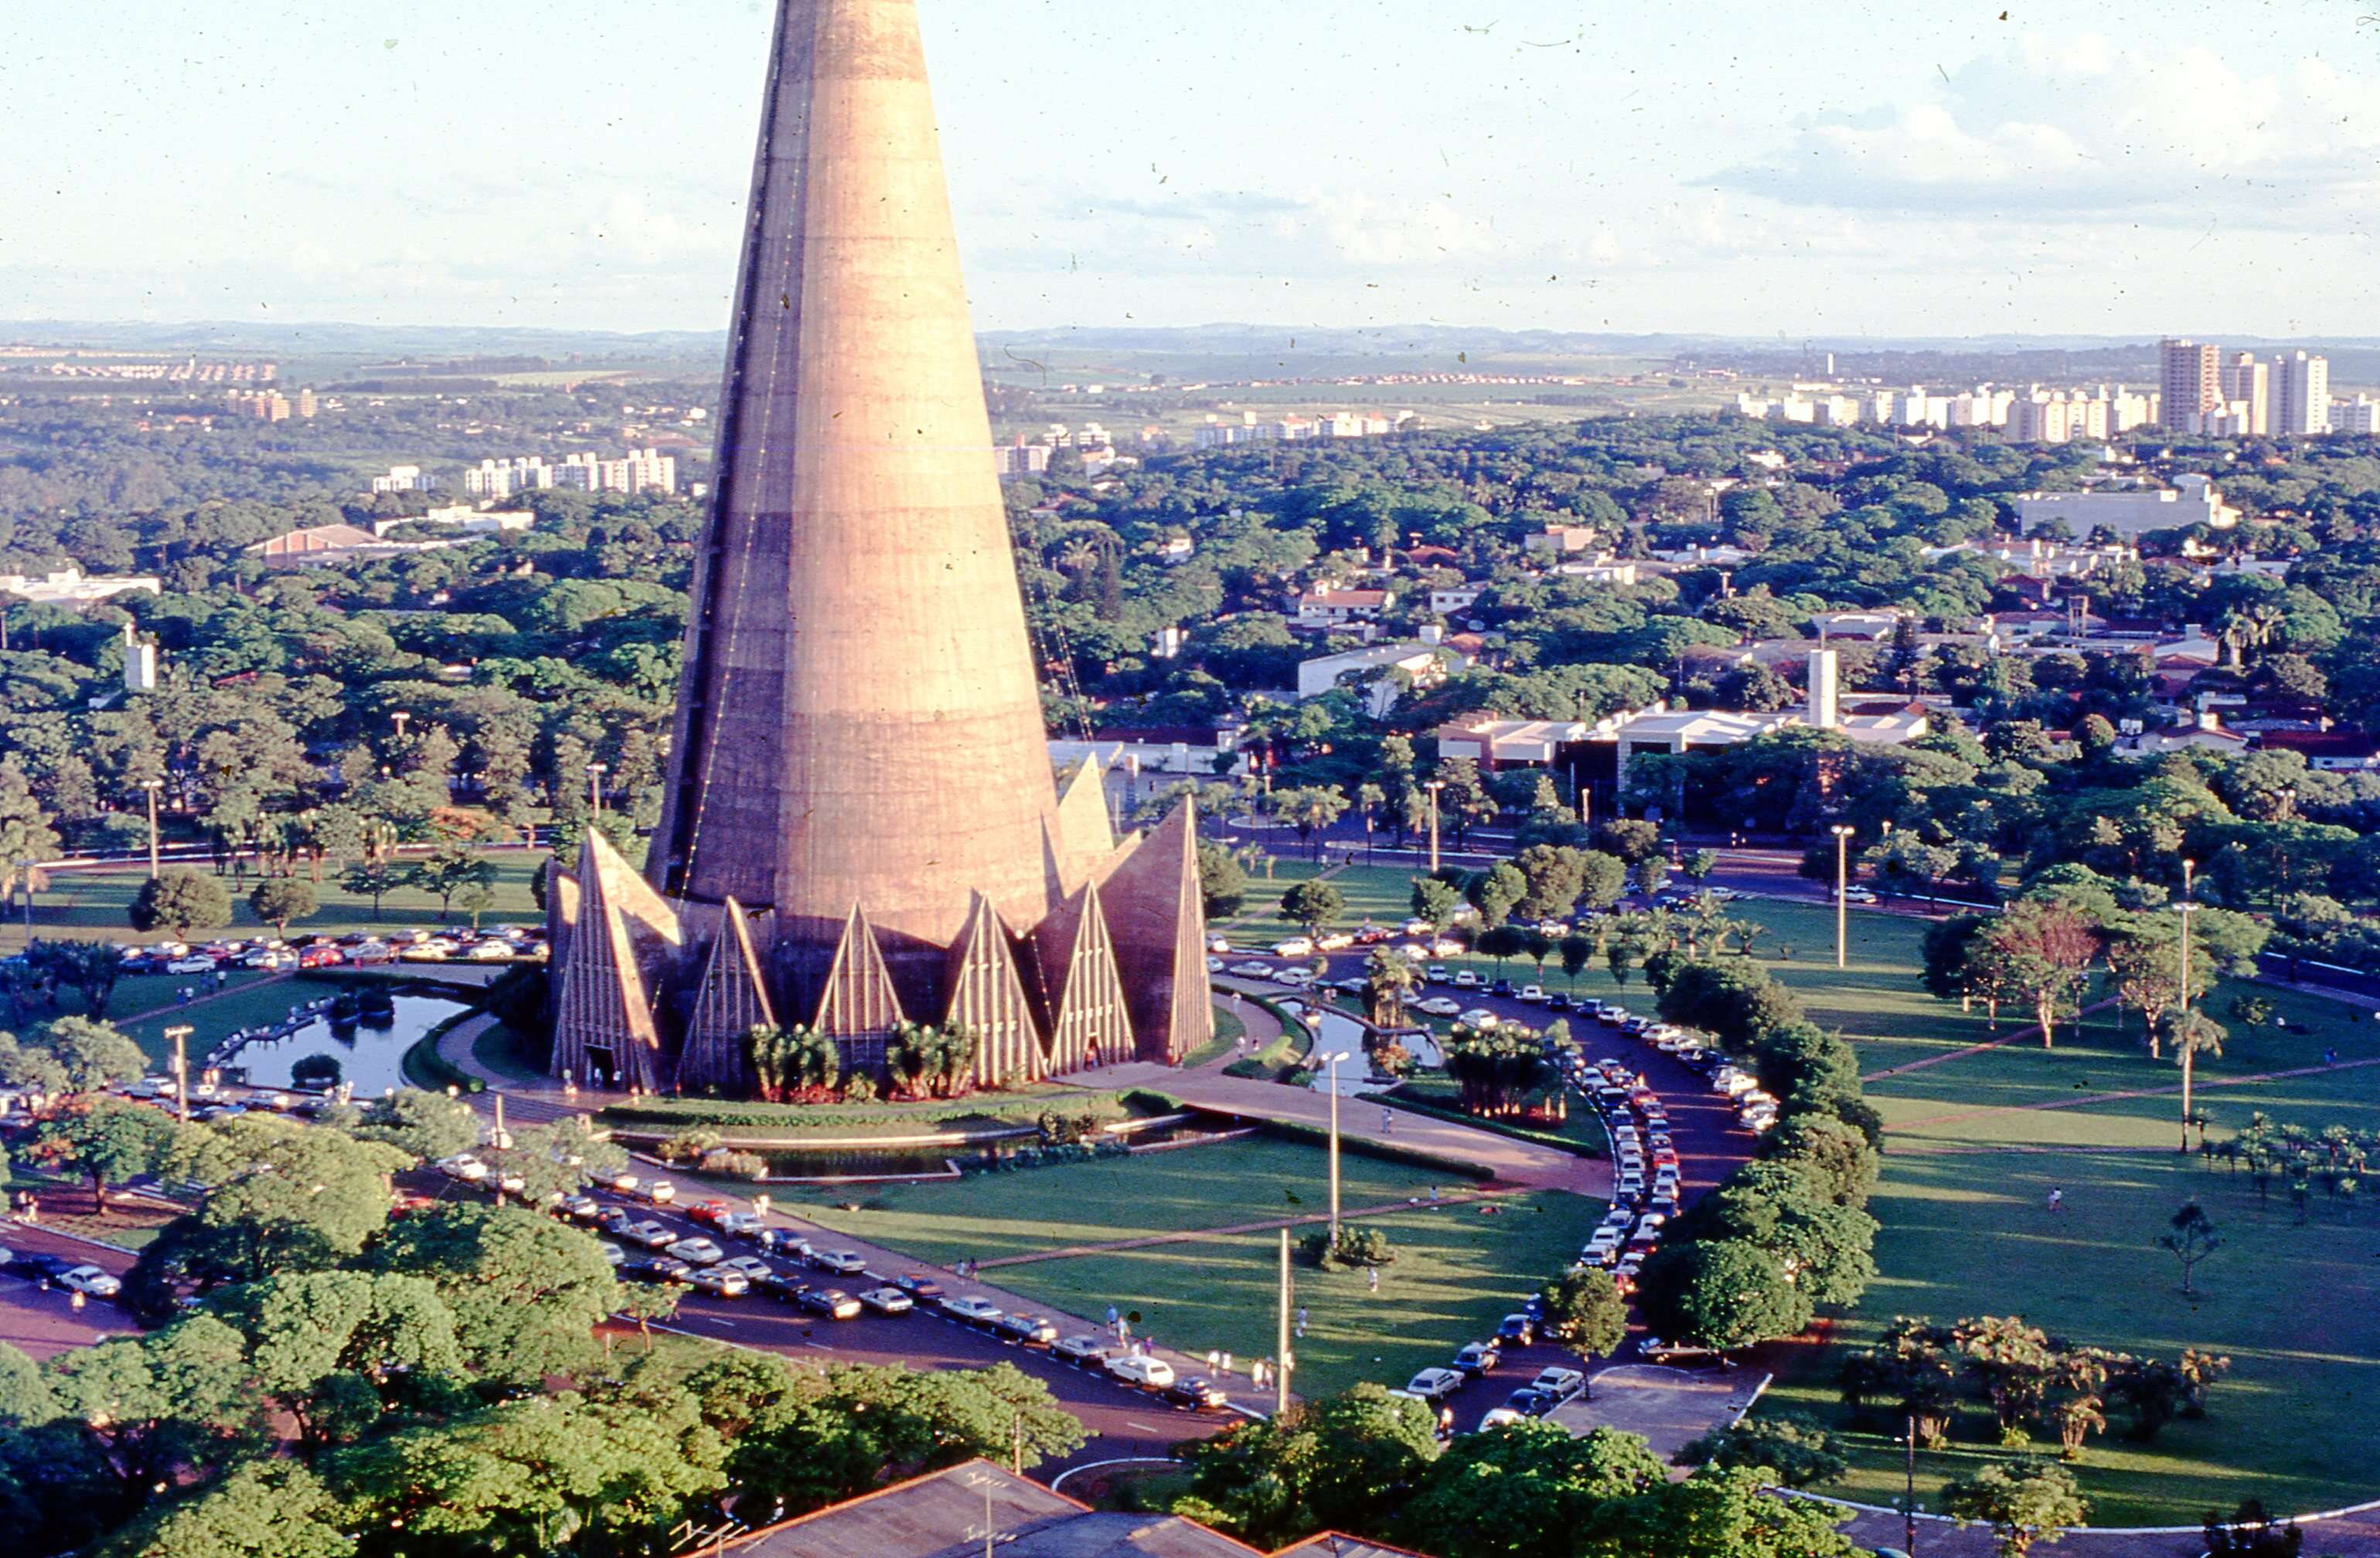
[115,925,548,977]
[2,1249,122,1298]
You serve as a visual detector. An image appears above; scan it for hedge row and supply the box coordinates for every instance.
[597,1090,1133,1134]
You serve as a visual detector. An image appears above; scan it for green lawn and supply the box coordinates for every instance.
[7,852,547,956]
[993,1191,1585,1398]
[1760,1147,2380,1526]
[113,978,318,1068]
[1700,901,2380,1523]
[795,1138,1460,1266]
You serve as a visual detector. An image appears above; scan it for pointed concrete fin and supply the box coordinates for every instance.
[942,891,1045,1087]
[679,898,778,1094]
[1051,753,1114,888]
[1035,877,1135,1074]
[581,827,683,954]
[546,862,584,978]
[812,904,905,1038]
[549,840,668,1092]
[1098,797,1214,1065]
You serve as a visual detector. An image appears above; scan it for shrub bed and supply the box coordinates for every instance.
[598,1090,1135,1135]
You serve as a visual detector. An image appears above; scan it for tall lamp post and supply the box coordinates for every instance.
[587,761,608,819]
[2176,896,2199,1153]
[140,777,163,879]
[1321,1049,1350,1243]
[1425,781,1445,875]
[1831,824,1856,970]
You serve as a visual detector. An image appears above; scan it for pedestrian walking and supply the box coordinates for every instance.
[1295,1305,1307,1338]
[1365,1265,1379,1294]
[70,1290,85,1312]
[1251,1358,1266,1390]
[1207,1349,1221,1375]
[1106,1303,1119,1329]
[1381,1107,1394,1135]
[2046,1186,2065,1213]
[1219,1352,1233,1377]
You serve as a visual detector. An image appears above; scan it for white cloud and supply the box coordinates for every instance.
[1711,31,2380,229]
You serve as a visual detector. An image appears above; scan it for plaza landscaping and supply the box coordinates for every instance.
[795,1135,1588,1397]
[1214,873,2380,1523]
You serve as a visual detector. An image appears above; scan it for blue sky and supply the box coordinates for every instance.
[4,2,2375,338]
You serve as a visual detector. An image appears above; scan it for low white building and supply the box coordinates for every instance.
[0,568,161,607]
[1296,639,1462,716]
[2014,475,2237,539]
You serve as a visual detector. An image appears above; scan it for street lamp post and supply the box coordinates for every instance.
[1425,781,1445,875]
[164,1023,194,1124]
[1322,1049,1350,1243]
[390,709,410,743]
[587,762,608,818]
[141,777,163,879]
[1831,824,1855,970]
[2176,898,2199,1153]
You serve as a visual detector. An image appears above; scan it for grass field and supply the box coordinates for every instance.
[1690,900,2380,1524]
[794,1136,1594,1396]
[5,853,547,957]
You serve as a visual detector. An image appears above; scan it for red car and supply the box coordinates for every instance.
[686,1200,733,1229]
[298,945,342,968]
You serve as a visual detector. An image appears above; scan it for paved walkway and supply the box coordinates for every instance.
[1548,1362,1769,1464]
[1057,1058,1609,1199]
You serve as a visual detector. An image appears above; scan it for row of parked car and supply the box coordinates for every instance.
[117,926,547,976]
[530,1175,1239,1413]
[0,1247,122,1298]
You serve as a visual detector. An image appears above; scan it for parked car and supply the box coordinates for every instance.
[1051,1335,1112,1368]
[1457,1009,1498,1029]
[437,1155,489,1182]
[640,1179,677,1206]
[1502,1385,1558,1417]
[754,1271,812,1305]
[799,1288,863,1320]
[1417,997,1462,1017]
[719,1256,775,1283]
[1451,970,1480,989]
[1405,1367,1466,1402]
[598,1242,625,1267]
[624,1220,677,1250]
[55,1264,121,1298]
[685,1199,734,1229]
[1488,978,1517,998]
[856,1286,914,1315]
[1452,1340,1501,1376]
[995,1312,1059,1346]
[165,955,215,975]
[1105,1354,1176,1390]
[629,1256,691,1284]
[1424,964,1450,983]
[665,1237,725,1266]
[684,1267,750,1298]
[1230,961,1274,978]
[941,1295,1004,1328]
[754,1230,812,1260]
[1163,1376,1230,1410]
[1496,1313,1537,1346]
[887,1273,945,1301]
[809,1249,867,1276]
[1530,1367,1586,1403]
[717,1212,765,1239]
[1270,937,1315,958]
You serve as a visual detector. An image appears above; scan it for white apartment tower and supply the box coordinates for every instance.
[2274,352,2330,437]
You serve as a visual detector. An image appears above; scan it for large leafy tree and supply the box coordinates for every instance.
[128,869,231,940]
[32,1016,148,1095]
[349,1087,481,1163]
[1635,1239,1813,1352]
[204,1271,465,1458]
[1398,1423,1664,1558]
[366,1203,619,1386]
[1175,1383,1439,1548]
[1942,1458,2089,1558]
[27,1099,180,1217]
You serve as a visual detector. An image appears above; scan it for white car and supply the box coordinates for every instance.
[1452,970,1480,989]
[598,1242,625,1267]
[1417,997,1462,1018]
[1838,886,1878,904]
[1405,1367,1465,1401]
[718,1255,775,1281]
[165,956,215,975]
[858,1286,914,1315]
[597,1170,639,1194]
[466,940,516,962]
[1272,968,1317,988]
[941,1295,1004,1326]
[1530,1366,1585,1403]
[1209,936,1234,954]
[1478,1407,1526,1430]
[1458,1009,1499,1029]
[437,1155,489,1182]
[57,1265,122,1298]
[1425,965,1450,983]
[1231,961,1274,978]
[1517,985,1548,1003]
[666,1237,725,1266]
[1106,1353,1176,1390]
[1271,937,1315,958]
[641,1180,677,1206]
[1207,957,1225,972]
[810,1249,868,1276]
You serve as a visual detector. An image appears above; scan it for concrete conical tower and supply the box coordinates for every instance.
[652,0,1067,976]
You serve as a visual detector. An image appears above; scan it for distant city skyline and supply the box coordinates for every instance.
[4,2,2375,338]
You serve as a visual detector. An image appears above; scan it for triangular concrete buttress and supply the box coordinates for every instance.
[941,891,1045,1088]
[812,904,906,1077]
[677,900,778,1094]
[1098,798,1214,1065]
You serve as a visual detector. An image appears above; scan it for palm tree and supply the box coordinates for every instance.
[887,1022,932,1099]
[1360,947,1418,1027]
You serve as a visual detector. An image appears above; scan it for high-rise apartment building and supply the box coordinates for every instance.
[2274,351,2331,437]
[2159,339,2220,431]
[2218,353,2269,437]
